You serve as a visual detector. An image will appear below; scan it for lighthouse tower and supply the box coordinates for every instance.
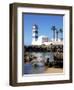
[32,24,38,43]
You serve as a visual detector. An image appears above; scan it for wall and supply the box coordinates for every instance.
[0,0,74,90]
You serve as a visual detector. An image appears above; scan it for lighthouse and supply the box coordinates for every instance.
[32,24,38,42]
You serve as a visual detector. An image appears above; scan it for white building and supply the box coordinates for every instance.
[32,24,63,46]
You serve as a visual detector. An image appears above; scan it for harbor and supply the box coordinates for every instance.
[23,24,63,75]
[24,50,63,74]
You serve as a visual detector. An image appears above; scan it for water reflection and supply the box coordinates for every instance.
[24,63,33,74]
[24,64,46,74]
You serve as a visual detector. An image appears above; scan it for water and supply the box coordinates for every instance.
[24,63,33,74]
[24,64,45,74]
[23,52,54,74]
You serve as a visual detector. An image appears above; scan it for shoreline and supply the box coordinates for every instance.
[44,67,63,73]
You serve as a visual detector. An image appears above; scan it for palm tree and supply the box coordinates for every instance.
[59,28,63,41]
[51,26,56,41]
[56,30,59,41]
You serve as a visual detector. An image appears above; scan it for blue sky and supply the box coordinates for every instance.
[23,13,63,45]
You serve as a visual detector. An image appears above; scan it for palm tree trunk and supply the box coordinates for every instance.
[53,30,55,41]
[56,33,58,41]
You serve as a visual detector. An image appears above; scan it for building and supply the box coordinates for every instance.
[32,24,63,46]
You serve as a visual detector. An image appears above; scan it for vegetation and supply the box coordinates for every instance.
[51,26,56,41]
[24,44,63,52]
[51,26,63,41]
